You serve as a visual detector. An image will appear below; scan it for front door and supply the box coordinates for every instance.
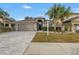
[37,20,43,31]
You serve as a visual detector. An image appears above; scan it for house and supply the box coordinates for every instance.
[51,13,79,32]
[14,13,79,32]
[63,13,79,32]
[0,16,15,29]
[15,17,47,31]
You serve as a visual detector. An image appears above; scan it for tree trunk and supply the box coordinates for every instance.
[61,24,65,33]
[54,24,56,32]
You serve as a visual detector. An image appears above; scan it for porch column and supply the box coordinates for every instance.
[9,24,11,28]
[3,22,5,27]
[72,24,75,32]
[61,25,64,32]
[34,22,37,31]
[15,24,19,31]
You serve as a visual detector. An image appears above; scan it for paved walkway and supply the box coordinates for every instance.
[24,43,79,55]
[0,31,36,55]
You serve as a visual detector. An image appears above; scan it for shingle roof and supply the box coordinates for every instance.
[63,16,79,23]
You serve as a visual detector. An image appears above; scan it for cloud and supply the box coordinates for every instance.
[75,8,79,10]
[73,8,79,13]
[17,18,24,20]
[22,5,31,9]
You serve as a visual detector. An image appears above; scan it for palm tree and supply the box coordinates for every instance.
[46,4,72,32]
[0,8,9,17]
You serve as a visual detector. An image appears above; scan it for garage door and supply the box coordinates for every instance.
[18,24,34,31]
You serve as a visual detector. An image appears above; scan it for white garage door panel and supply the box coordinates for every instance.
[26,25,34,31]
[18,24,34,31]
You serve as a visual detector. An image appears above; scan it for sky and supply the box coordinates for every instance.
[0,3,79,20]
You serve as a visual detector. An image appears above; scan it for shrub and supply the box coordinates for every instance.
[42,27,54,31]
[0,27,12,33]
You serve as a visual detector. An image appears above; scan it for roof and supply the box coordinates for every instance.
[34,17,46,20]
[15,19,35,24]
[63,16,79,23]
[72,13,79,15]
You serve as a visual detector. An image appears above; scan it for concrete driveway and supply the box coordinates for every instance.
[0,31,36,55]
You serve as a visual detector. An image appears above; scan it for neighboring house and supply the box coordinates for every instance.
[0,16,15,29]
[63,13,79,32]
[14,13,79,32]
[51,13,79,32]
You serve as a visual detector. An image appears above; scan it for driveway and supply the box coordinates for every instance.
[0,31,36,55]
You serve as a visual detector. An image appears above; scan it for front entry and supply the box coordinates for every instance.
[56,27,61,32]
[37,20,43,31]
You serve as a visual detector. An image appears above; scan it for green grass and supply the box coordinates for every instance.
[32,32,79,43]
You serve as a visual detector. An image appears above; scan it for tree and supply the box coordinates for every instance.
[24,16,33,20]
[0,8,9,17]
[46,4,72,32]
[0,8,15,22]
[8,17,16,22]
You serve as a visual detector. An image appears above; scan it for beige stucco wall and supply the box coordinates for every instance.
[43,21,47,27]
[72,18,79,24]
[0,18,4,23]
[51,19,62,27]
[15,20,37,31]
[71,18,79,32]
[64,22,72,32]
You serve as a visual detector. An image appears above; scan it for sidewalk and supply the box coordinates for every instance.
[24,43,79,55]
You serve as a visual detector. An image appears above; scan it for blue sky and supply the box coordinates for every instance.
[0,3,79,20]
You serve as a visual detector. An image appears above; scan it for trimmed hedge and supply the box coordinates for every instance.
[0,27,13,33]
[42,27,54,31]
[42,27,62,32]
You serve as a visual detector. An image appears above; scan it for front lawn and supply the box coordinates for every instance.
[32,32,79,43]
